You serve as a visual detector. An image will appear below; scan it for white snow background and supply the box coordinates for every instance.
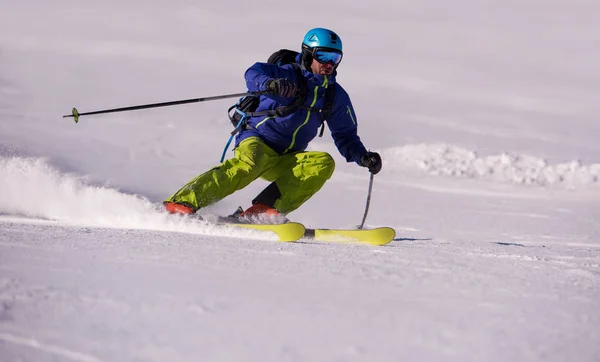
[1,1,599,361]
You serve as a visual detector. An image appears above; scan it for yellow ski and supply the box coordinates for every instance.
[305,227,396,246]
[227,222,306,242]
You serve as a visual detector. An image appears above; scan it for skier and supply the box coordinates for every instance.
[164,27,382,218]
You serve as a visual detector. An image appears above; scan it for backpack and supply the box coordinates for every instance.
[228,49,336,137]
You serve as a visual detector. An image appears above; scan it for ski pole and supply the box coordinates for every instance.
[358,173,375,230]
[63,91,267,123]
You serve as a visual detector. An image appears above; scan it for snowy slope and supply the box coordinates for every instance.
[1,1,599,361]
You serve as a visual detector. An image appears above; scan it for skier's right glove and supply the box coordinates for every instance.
[265,78,298,98]
[360,151,382,175]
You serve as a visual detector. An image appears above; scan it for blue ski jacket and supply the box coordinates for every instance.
[235,58,367,165]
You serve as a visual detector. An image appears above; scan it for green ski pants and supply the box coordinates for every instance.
[165,137,335,214]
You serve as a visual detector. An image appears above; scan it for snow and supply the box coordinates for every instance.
[1,0,599,361]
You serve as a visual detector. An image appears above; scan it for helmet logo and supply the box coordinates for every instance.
[308,32,338,45]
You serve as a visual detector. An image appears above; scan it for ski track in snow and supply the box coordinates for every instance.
[0,332,103,362]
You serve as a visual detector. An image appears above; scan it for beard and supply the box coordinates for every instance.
[318,65,334,75]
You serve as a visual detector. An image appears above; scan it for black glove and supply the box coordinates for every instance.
[360,151,382,175]
[265,78,298,98]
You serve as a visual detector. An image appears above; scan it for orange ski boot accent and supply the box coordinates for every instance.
[164,201,195,215]
[240,203,280,217]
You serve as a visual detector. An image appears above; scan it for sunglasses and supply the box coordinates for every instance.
[313,49,343,65]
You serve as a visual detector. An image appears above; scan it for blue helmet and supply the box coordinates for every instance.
[302,28,343,52]
[301,28,343,70]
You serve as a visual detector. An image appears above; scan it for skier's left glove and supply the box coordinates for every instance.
[360,151,382,175]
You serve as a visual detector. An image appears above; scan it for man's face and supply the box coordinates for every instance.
[310,58,335,75]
